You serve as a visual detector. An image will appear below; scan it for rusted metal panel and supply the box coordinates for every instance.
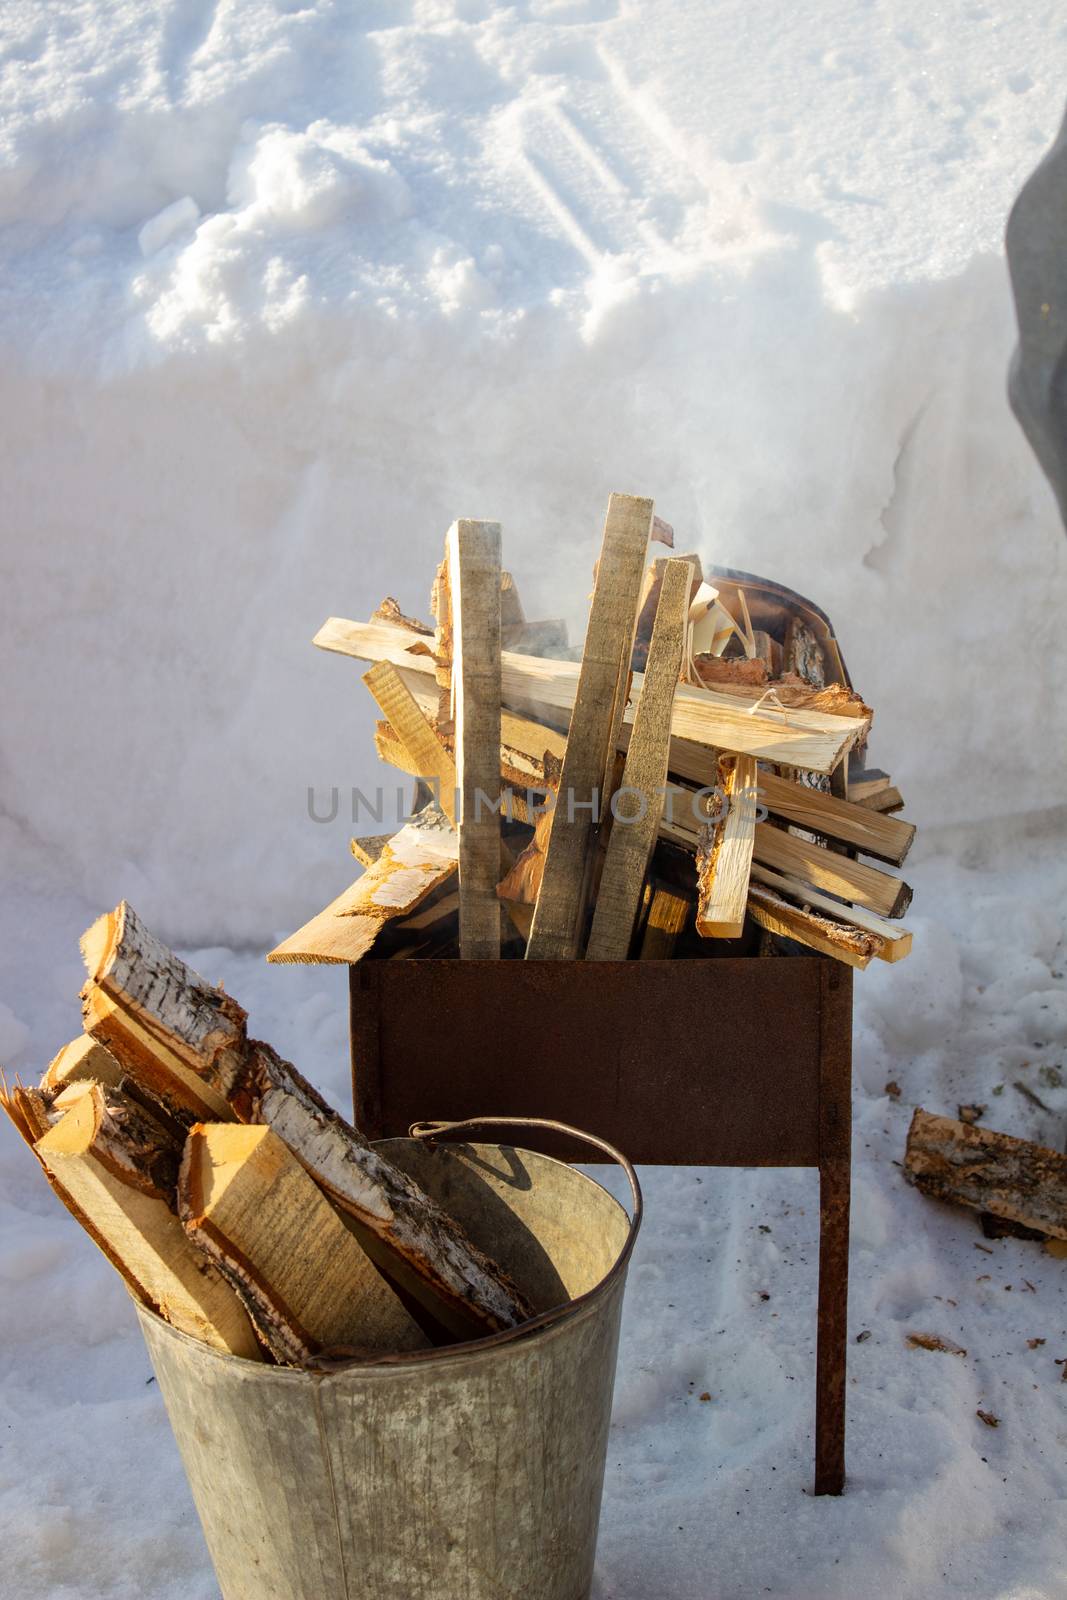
[348,953,853,1498]
[350,958,828,1167]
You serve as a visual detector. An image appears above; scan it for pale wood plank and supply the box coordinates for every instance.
[350,833,394,867]
[586,557,692,960]
[41,1034,126,1095]
[314,615,866,773]
[749,862,913,962]
[37,1085,262,1357]
[639,888,691,958]
[499,569,525,627]
[179,1123,428,1364]
[526,494,654,959]
[447,519,504,959]
[363,660,458,824]
[269,811,458,964]
[752,821,911,917]
[696,754,759,939]
[747,883,882,968]
[856,785,905,813]
[757,769,914,865]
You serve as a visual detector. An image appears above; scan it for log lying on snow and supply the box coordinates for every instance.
[313,615,867,775]
[180,1124,428,1364]
[83,903,533,1339]
[36,1084,262,1357]
[904,1109,1067,1240]
[268,808,458,965]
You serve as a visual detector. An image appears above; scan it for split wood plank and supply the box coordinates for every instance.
[430,556,453,724]
[393,888,460,932]
[848,771,891,800]
[179,1123,428,1364]
[752,822,911,918]
[639,888,691,958]
[36,1085,262,1357]
[41,1035,126,1096]
[757,769,914,866]
[313,616,866,774]
[749,862,913,962]
[856,785,905,814]
[364,661,458,824]
[499,569,525,627]
[696,754,759,939]
[904,1108,1067,1240]
[350,833,395,867]
[586,557,692,960]
[447,519,504,959]
[268,810,458,965]
[526,494,655,959]
[747,883,882,969]
[84,903,533,1339]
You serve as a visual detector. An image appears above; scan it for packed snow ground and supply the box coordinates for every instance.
[3,1,1067,1596]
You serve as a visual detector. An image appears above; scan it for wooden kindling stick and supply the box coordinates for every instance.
[586,557,693,960]
[526,493,655,960]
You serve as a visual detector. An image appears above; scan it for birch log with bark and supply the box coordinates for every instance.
[36,1085,262,1357]
[527,494,654,959]
[586,557,692,960]
[904,1109,1067,1239]
[447,519,504,958]
[179,1123,429,1364]
[81,903,534,1339]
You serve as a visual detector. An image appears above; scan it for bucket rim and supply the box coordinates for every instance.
[137,1124,642,1378]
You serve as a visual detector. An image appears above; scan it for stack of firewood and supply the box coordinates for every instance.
[1,902,533,1363]
[280,492,915,970]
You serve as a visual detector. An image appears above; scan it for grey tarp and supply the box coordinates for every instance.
[1007,103,1067,530]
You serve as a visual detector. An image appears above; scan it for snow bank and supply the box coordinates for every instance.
[2,0,1066,945]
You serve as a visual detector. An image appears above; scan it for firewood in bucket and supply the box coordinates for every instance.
[179,1123,429,1364]
[35,1083,262,1358]
[80,901,535,1340]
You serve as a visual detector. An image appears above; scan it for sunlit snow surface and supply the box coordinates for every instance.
[2,1,1067,1595]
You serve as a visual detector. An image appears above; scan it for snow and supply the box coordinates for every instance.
[2,0,1067,1595]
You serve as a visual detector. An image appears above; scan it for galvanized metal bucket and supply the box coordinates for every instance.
[137,1116,642,1600]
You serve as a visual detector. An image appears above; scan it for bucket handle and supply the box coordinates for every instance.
[408,1115,643,1236]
